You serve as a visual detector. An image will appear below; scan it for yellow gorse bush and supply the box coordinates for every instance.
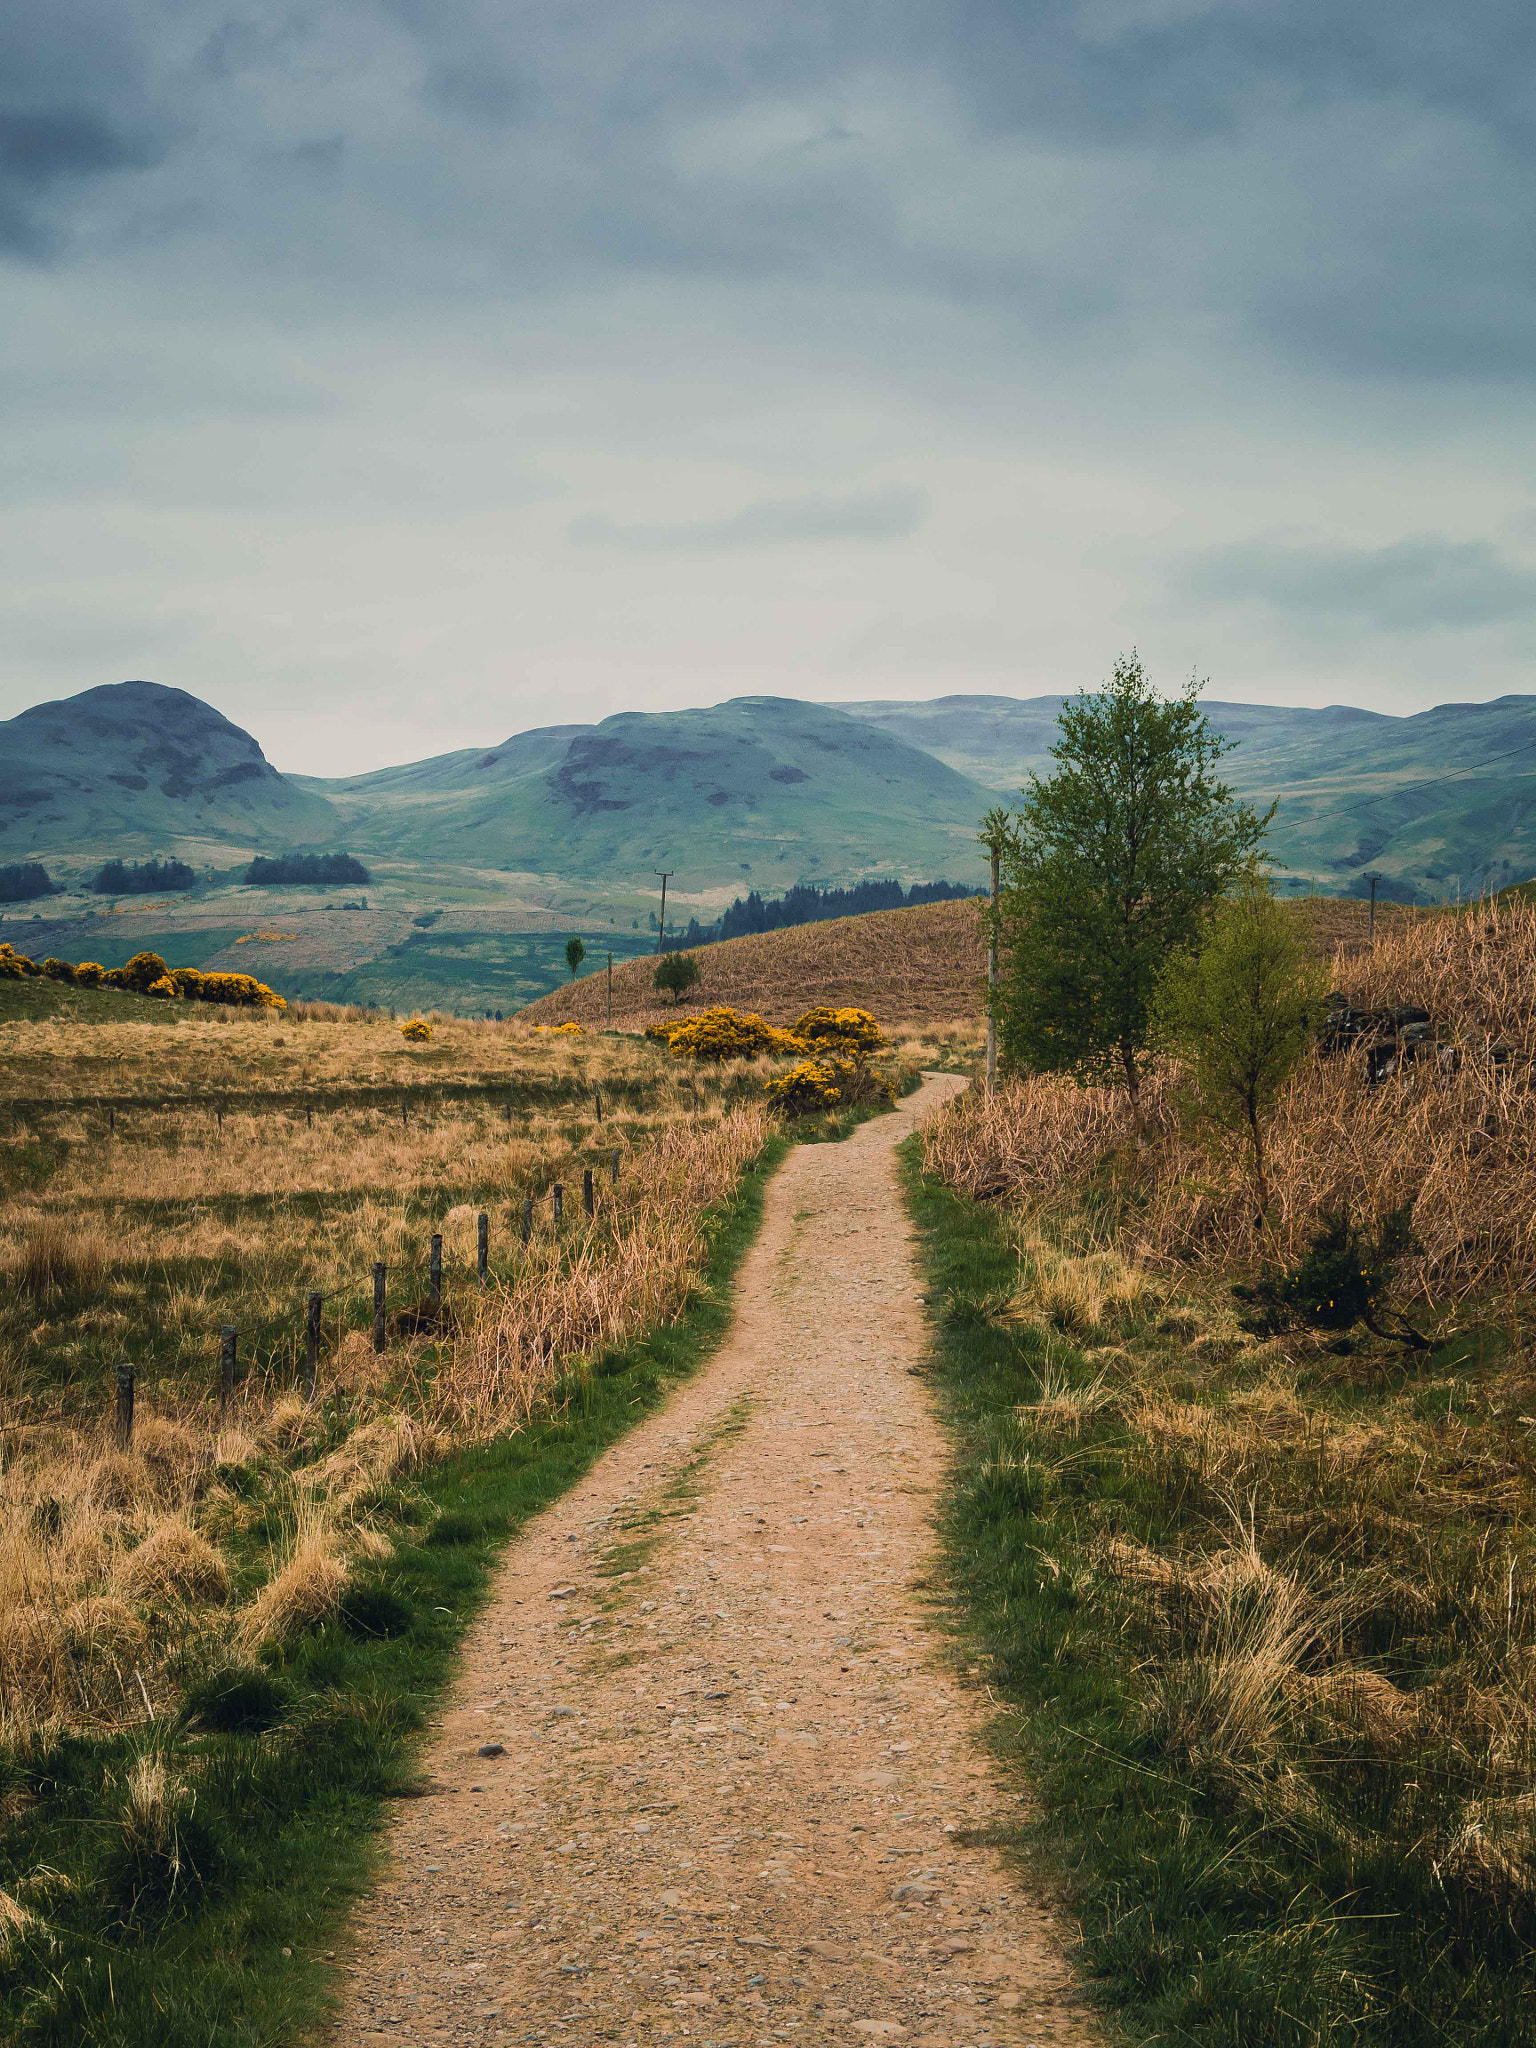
[534,1021,584,1036]
[661,1005,805,1061]
[0,943,284,1009]
[765,1055,850,1114]
[793,1005,885,1056]
[400,1018,432,1043]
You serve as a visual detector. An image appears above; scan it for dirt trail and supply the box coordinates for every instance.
[333,1074,1101,2048]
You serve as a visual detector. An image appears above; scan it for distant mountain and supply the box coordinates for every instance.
[304,697,994,890]
[0,680,338,863]
[9,677,1536,910]
[840,693,1536,900]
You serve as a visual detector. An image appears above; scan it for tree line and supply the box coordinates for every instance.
[674,876,978,949]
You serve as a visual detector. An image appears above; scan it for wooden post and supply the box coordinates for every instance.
[654,870,674,955]
[1367,872,1381,945]
[373,1262,387,1352]
[606,952,613,1027]
[553,1182,563,1226]
[429,1234,443,1311]
[401,1099,408,1128]
[986,840,1000,1090]
[216,1107,223,1136]
[593,1085,603,1121]
[611,1147,620,1185]
[477,1212,489,1286]
[583,1167,594,1218]
[108,1105,115,1135]
[304,1291,321,1402]
[521,1195,532,1245]
[219,1326,236,1419]
[115,1360,134,1450]
[306,1104,313,1130]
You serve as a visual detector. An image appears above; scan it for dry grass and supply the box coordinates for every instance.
[439,1108,766,1431]
[925,894,1536,1304]
[0,1000,785,1739]
[521,896,991,1030]
[522,894,1425,1038]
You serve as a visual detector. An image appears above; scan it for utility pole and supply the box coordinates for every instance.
[978,808,1012,1090]
[654,871,674,956]
[1366,872,1381,945]
[606,951,613,1027]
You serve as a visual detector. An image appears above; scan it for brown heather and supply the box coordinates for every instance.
[921,895,1536,1918]
[925,892,1536,1304]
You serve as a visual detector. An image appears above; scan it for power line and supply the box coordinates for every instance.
[1277,726,1536,829]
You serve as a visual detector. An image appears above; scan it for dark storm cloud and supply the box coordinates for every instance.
[1182,535,1536,634]
[569,487,929,551]
[3,2,1532,378]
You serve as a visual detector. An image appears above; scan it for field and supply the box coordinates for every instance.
[912,895,1536,2043]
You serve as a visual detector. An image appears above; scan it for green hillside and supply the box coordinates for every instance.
[843,692,1536,900]
[303,695,995,891]
[0,679,338,870]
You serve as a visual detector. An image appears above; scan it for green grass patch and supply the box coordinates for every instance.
[901,1141,1536,2048]
[0,1135,789,2048]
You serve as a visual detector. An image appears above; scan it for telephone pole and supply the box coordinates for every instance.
[606,951,613,1027]
[1366,872,1381,946]
[654,870,674,956]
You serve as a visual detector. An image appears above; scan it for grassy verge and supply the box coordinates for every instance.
[0,1134,789,2048]
[902,1141,1536,2048]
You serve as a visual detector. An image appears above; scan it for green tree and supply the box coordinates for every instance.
[997,652,1269,1108]
[1152,872,1326,1223]
[654,951,701,1005]
[564,935,586,980]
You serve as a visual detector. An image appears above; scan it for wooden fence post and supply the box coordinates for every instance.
[611,1147,620,1185]
[553,1183,563,1226]
[109,1106,115,1135]
[521,1195,533,1244]
[373,1262,387,1352]
[477,1212,489,1286]
[115,1360,134,1449]
[593,1086,603,1121]
[219,1326,236,1419]
[583,1167,594,1218]
[430,1234,443,1311]
[304,1291,321,1402]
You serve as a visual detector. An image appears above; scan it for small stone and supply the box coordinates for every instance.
[478,1743,507,1757]
[548,1706,576,1719]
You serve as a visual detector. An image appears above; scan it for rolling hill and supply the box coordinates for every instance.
[0,679,339,862]
[300,696,995,892]
[843,692,1536,901]
[520,892,1425,1034]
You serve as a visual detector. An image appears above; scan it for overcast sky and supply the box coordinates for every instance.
[3,3,1533,772]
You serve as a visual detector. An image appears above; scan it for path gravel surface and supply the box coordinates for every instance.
[331,1074,1101,2048]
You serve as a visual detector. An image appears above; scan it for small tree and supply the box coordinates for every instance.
[1153,872,1327,1224]
[564,936,586,980]
[998,652,1269,1109]
[655,952,701,1005]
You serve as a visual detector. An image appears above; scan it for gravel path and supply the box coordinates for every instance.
[332,1074,1101,2048]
